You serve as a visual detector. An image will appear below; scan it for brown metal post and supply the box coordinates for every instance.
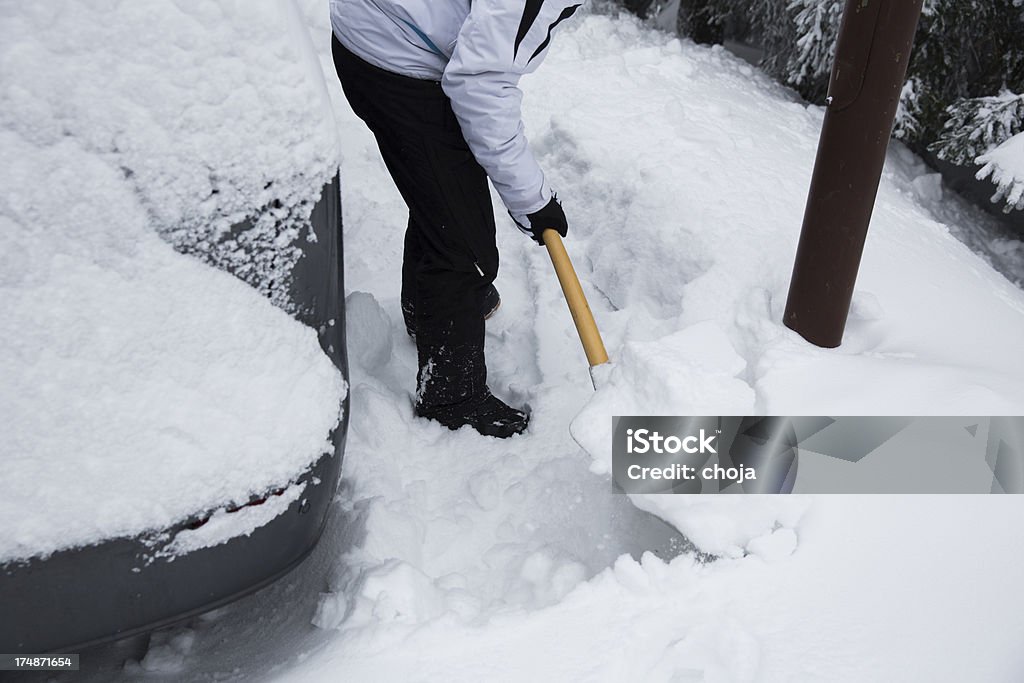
[783,0,923,348]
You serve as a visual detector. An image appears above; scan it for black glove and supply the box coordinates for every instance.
[512,194,568,246]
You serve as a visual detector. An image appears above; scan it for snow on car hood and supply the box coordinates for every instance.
[0,0,340,309]
[0,1,346,562]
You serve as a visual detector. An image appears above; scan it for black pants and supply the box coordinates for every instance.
[332,36,497,409]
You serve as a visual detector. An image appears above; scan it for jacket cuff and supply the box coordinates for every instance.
[505,176,552,218]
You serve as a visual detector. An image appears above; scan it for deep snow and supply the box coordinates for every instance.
[10,2,1024,681]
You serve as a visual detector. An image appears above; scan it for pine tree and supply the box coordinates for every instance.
[893,77,923,142]
[976,132,1024,213]
[785,0,842,102]
[903,0,1024,212]
[931,91,1024,166]
[675,0,727,45]
[662,0,1024,213]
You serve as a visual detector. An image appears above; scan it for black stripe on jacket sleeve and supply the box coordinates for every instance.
[514,0,546,59]
[528,4,580,63]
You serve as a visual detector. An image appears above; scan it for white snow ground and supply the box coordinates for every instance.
[12,4,1024,682]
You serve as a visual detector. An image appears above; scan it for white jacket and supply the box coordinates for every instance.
[330,0,584,218]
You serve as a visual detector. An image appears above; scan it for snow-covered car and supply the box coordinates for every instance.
[0,2,349,653]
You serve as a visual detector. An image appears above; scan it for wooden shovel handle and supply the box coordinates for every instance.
[542,229,609,368]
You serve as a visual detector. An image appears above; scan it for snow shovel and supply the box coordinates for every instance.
[542,229,608,389]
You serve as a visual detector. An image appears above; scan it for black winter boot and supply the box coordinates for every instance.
[413,333,528,439]
[416,389,529,438]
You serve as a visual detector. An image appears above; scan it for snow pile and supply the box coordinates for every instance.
[130,627,197,675]
[0,0,347,562]
[0,0,339,309]
[570,322,755,466]
[568,324,807,557]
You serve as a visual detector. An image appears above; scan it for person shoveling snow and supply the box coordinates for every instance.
[329,0,584,438]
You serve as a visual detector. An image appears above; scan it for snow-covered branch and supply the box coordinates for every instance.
[976,131,1024,212]
[931,91,1024,166]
